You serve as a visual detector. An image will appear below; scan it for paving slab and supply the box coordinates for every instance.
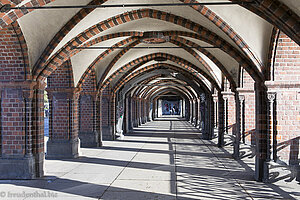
[0,119,299,200]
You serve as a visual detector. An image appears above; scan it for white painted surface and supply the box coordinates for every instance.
[206,4,273,67]
[71,37,128,86]
[18,0,90,68]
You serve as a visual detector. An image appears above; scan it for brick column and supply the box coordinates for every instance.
[96,95,102,146]
[46,88,80,159]
[267,92,276,161]
[152,99,156,120]
[0,81,45,179]
[137,98,141,126]
[79,93,100,147]
[190,99,193,123]
[213,95,218,129]
[100,89,114,140]
[218,91,225,147]
[200,94,210,140]
[146,100,150,122]
[194,99,198,127]
[233,94,243,159]
[255,82,269,182]
[132,97,138,127]
[223,96,228,135]
[197,98,201,128]
[141,99,146,124]
[209,95,215,140]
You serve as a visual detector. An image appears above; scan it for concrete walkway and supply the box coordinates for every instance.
[0,119,299,199]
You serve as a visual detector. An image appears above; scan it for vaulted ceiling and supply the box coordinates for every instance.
[1,0,299,97]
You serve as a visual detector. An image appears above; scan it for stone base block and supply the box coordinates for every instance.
[34,152,45,178]
[0,155,36,179]
[102,126,114,141]
[296,166,300,182]
[79,131,100,147]
[255,157,269,182]
[46,139,79,159]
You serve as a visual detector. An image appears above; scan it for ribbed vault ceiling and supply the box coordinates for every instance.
[1,0,299,95]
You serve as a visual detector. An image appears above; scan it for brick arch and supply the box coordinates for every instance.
[168,39,220,86]
[168,35,236,88]
[265,27,280,81]
[1,0,251,77]
[76,36,140,89]
[97,36,223,91]
[133,76,192,98]
[148,85,194,101]
[31,0,110,76]
[12,21,30,80]
[126,74,195,100]
[96,40,142,86]
[162,31,261,82]
[0,21,29,81]
[120,67,201,100]
[35,9,263,83]
[113,63,211,96]
[0,0,109,76]
[0,0,57,29]
[99,52,220,92]
[0,0,21,6]
[152,89,190,102]
[178,0,264,69]
[75,32,143,89]
[1,1,299,73]
[77,31,237,92]
[139,79,195,100]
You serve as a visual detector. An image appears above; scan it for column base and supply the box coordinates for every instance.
[0,155,37,179]
[79,131,100,147]
[296,166,300,182]
[255,157,269,182]
[34,152,45,178]
[202,131,210,140]
[46,139,79,159]
[102,126,114,140]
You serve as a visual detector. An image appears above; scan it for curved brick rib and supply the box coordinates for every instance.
[36,9,263,84]
[113,63,209,99]
[77,31,237,92]
[76,35,140,89]
[99,52,219,92]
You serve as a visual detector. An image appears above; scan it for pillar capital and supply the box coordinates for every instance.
[46,87,81,100]
[267,92,276,102]
[239,95,245,102]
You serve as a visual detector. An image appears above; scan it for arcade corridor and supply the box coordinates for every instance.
[0,0,300,198]
[0,119,298,199]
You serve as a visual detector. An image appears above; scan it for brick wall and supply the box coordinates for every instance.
[79,95,94,132]
[81,71,96,93]
[79,71,96,133]
[101,87,111,128]
[242,70,256,145]
[0,24,27,157]
[47,60,77,141]
[274,33,300,83]
[47,60,73,88]
[1,88,25,156]
[226,95,236,135]
[0,24,26,82]
[271,32,300,164]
